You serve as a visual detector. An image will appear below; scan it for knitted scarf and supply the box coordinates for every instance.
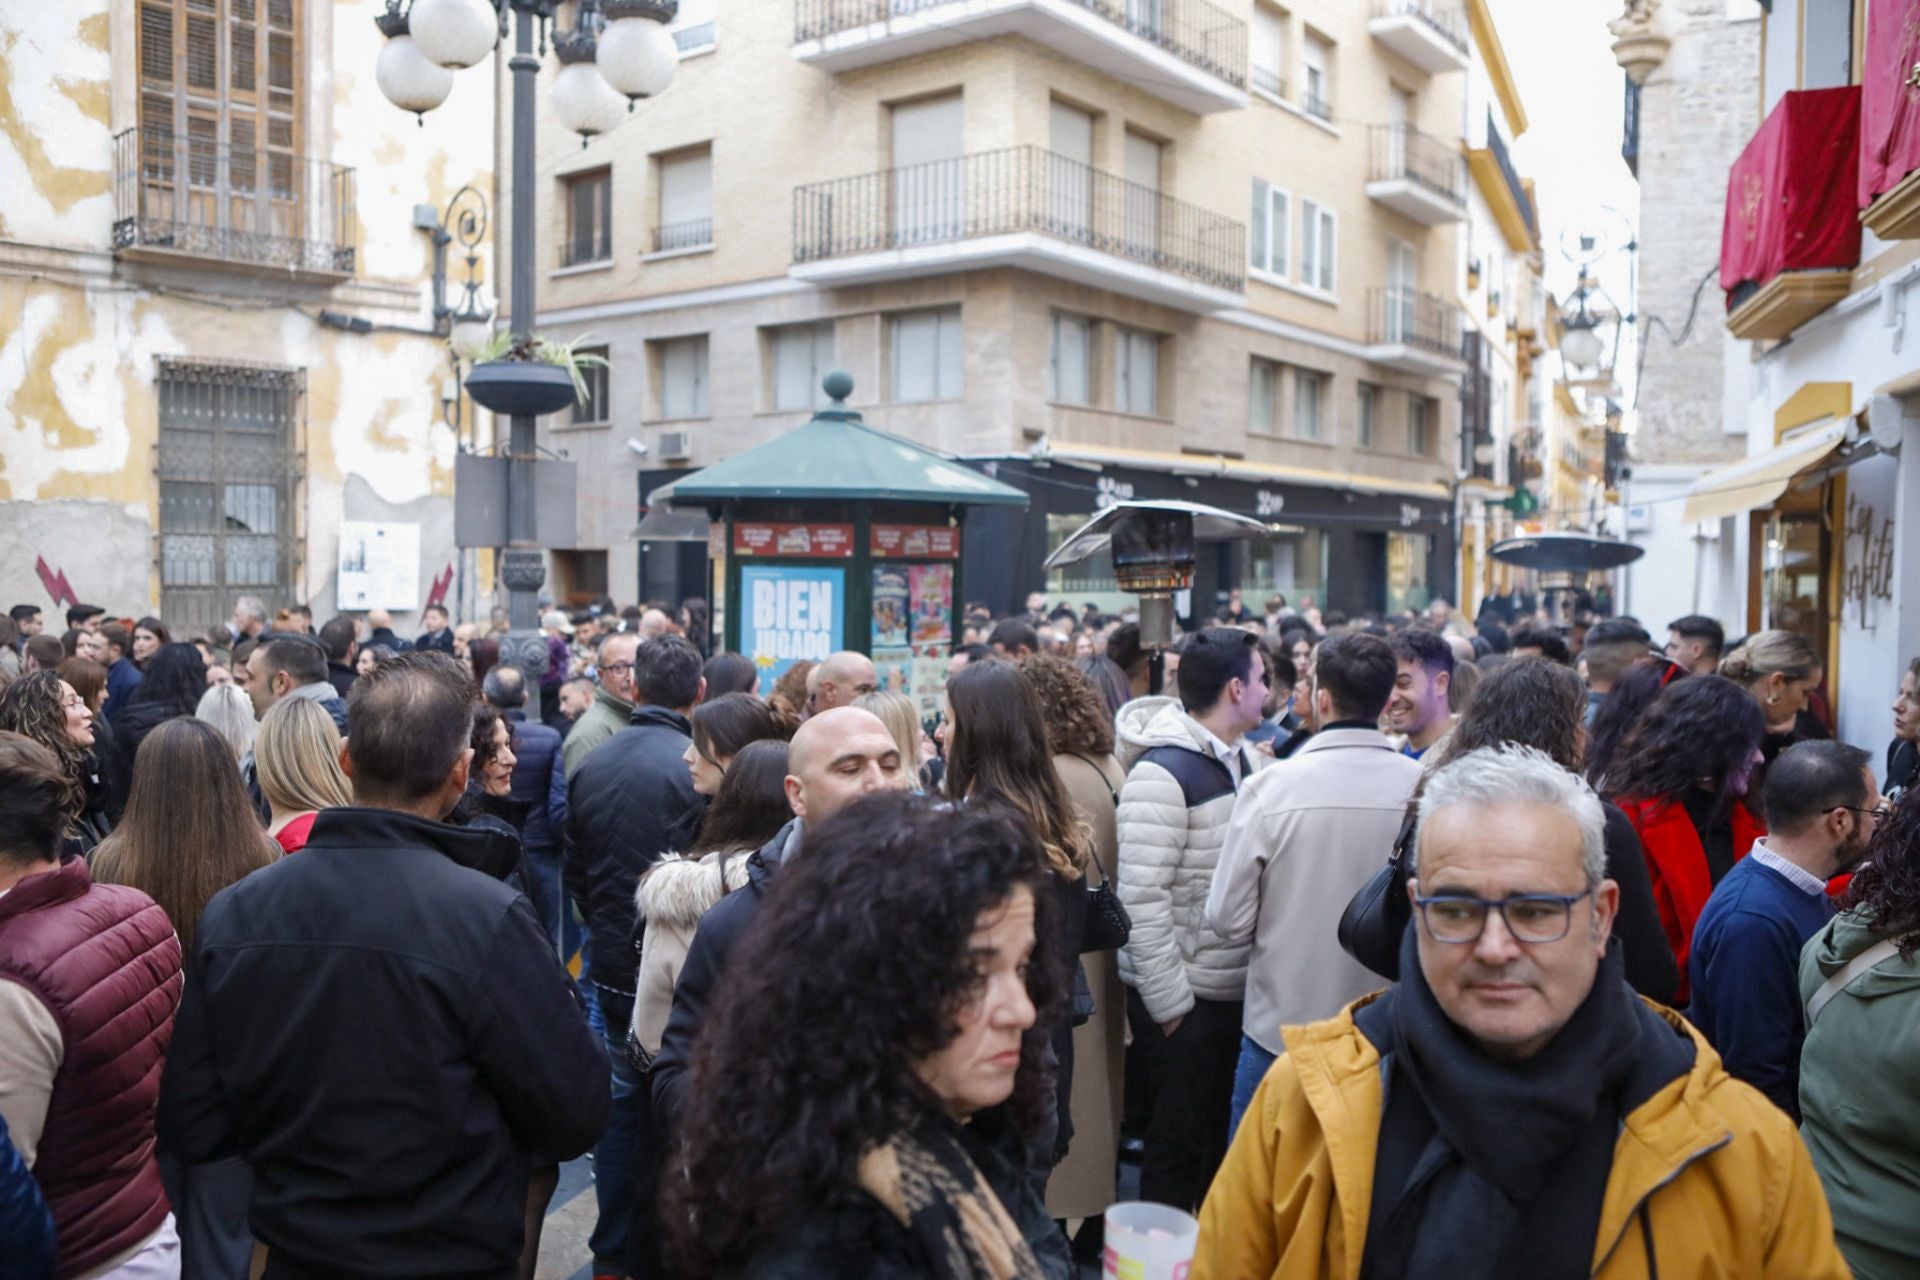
[856,1119,1049,1280]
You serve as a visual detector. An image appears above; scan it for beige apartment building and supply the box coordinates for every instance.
[529,0,1538,617]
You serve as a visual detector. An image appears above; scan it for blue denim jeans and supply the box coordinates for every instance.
[589,989,639,1272]
[1228,1034,1279,1145]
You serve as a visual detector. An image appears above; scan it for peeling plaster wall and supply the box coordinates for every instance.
[0,1,496,625]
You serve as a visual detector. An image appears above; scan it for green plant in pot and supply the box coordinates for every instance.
[464,331,609,417]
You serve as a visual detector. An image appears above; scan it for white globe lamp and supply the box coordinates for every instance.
[408,0,499,70]
[597,7,678,104]
[1559,315,1606,371]
[550,51,628,145]
[374,23,456,121]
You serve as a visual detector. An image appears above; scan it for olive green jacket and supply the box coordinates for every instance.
[562,686,633,780]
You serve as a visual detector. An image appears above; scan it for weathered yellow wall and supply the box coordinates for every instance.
[0,0,495,619]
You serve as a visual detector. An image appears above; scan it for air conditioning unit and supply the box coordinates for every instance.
[658,430,692,461]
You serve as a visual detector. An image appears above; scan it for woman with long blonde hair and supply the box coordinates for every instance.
[90,716,278,1280]
[254,696,353,854]
[855,688,927,789]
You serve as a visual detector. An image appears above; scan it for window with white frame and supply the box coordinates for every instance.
[1249,358,1280,435]
[574,345,610,425]
[1409,395,1432,456]
[1293,368,1323,440]
[1250,178,1288,277]
[1049,312,1093,405]
[1113,327,1160,416]
[1251,5,1285,98]
[669,0,716,53]
[654,146,713,253]
[771,322,834,411]
[1301,32,1331,119]
[655,335,709,419]
[1300,199,1335,292]
[1358,382,1378,449]
[891,307,963,402]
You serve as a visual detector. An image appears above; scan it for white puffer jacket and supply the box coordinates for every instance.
[1114,697,1256,1023]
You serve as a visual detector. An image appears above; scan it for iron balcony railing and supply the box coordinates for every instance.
[1251,65,1284,98]
[1302,88,1332,121]
[112,128,355,274]
[1485,109,1538,241]
[794,0,1248,89]
[792,145,1247,293]
[1369,124,1466,203]
[1370,286,1461,357]
[1371,0,1469,53]
[562,232,612,267]
[653,218,714,253]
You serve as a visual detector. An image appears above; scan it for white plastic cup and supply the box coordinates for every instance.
[1102,1200,1199,1280]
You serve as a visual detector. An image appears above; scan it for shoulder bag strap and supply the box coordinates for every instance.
[1806,938,1902,1026]
[1071,753,1120,805]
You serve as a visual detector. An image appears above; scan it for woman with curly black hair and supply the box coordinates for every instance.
[0,669,112,853]
[666,792,1072,1279]
[1584,654,1688,792]
[1604,674,1767,1003]
[1801,788,1920,1280]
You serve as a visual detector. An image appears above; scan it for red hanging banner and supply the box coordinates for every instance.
[1721,87,1862,297]
[1860,0,1920,209]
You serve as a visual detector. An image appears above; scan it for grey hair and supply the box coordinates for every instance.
[1415,743,1606,887]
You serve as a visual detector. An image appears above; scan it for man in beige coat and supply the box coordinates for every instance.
[1208,631,1419,1140]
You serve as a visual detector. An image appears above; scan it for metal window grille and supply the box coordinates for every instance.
[156,359,302,634]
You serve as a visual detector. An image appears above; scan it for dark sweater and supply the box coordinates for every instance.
[1685,852,1833,1119]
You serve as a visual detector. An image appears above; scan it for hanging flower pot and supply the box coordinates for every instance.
[464,361,579,416]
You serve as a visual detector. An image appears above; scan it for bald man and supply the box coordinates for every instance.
[638,608,672,640]
[651,707,907,1124]
[806,650,878,717]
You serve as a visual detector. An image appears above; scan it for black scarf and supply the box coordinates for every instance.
[1362,927,1643,1280]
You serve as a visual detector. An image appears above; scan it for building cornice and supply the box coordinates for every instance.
[1467,0,1529,138]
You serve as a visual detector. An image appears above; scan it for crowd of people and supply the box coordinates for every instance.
[3,584,1920,1280]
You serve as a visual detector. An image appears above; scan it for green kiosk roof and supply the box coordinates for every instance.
[664,371,1028,509]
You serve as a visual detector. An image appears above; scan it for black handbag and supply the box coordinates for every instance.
[1337,809,1418,981]
[1073,754,1132,953]
[1082,856,1131,953]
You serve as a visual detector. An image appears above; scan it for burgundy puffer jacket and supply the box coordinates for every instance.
[0,857,182,1279]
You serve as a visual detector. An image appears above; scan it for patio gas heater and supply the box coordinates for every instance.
[1489,532,1645,628]
[1045,500,1272,693]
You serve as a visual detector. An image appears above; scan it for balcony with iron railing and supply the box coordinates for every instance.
[651,218,714,255]
[1368,0,1469,74]
[791,145,1246,312]
[1470,108,1539,252]
[561,231,612,268]
[1366,124,1467,225]
[792,0,1248,114]
[1366,286,1464,376]
[112,128,355,278]
[1301,87,1332,122]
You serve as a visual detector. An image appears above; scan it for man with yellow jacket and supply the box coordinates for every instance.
[1195,744,1849,1280]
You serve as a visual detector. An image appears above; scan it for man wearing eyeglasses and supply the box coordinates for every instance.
[1194,743,1849,1280]
[1686,740,1880,1121]
[563,631,640,780]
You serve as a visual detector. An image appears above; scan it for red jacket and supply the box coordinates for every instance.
[1616,796,1764,1005]
[0,858,182,1278]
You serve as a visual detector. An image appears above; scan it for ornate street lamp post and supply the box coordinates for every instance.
[374,0,676,703]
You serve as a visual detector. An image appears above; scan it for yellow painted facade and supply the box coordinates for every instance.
[0,1,495,629]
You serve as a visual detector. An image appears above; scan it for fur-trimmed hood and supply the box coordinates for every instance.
[635,849,752,930]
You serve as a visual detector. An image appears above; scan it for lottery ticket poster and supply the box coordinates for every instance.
[908,564,953,646]
[871,565,909,647]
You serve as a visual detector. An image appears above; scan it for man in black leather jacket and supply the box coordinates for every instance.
[564,635,705,1276]
[159,652,607,1280]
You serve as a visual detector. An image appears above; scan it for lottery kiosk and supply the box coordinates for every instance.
[664,370,1028,725]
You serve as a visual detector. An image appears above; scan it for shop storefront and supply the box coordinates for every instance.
[961,454,1455,621]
